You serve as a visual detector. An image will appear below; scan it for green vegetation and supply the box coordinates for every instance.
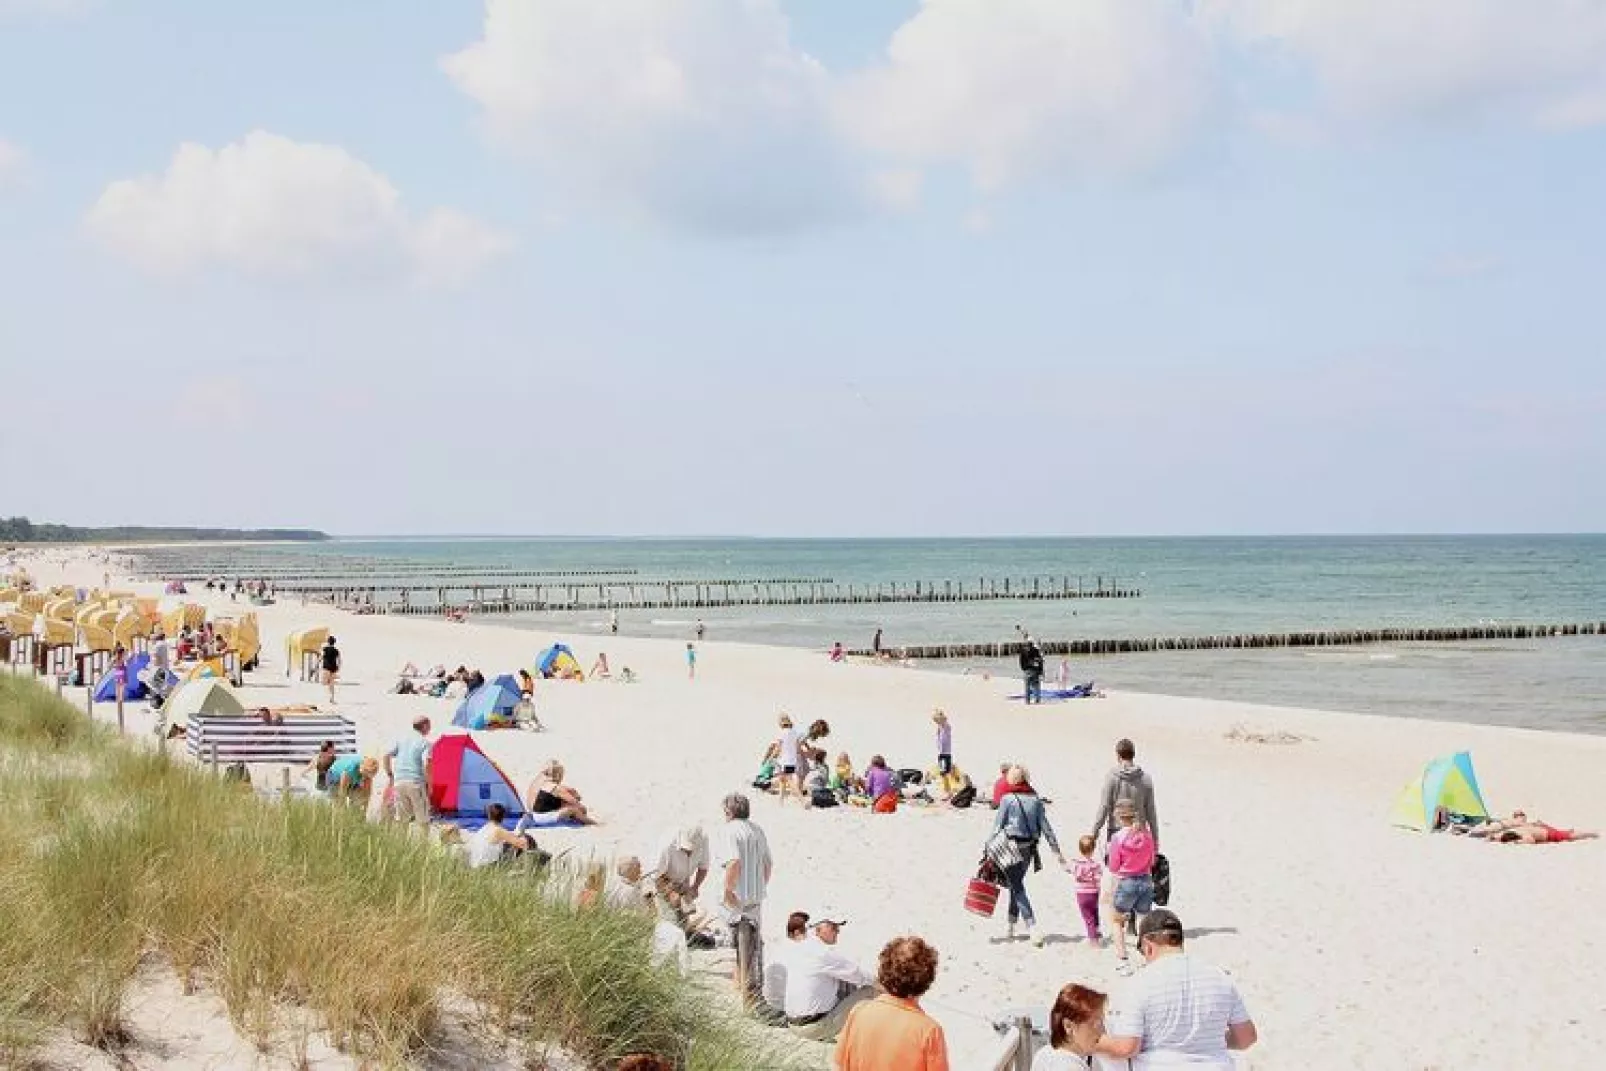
[0,673,786,1069]
[0,516,328,543]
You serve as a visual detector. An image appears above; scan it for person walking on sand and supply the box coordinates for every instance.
[1096,910,1258,1066]
[717,792,772,1008]
[383,716,433,834]
[1019,638,1045,704]
[1090,739,1160,851]
[932,709,953,775]
[991,765,1066,946]
[1107,802,1157,975]
[321,635,342,704]
[836,936,950,1071]
[686,642,697,680]
[1068,835,1105,946]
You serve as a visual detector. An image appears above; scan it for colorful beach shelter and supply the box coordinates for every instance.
[536,643,584,679]
[1390,751,1491,831]
[93,651,151,701]
[427,733,525,827]
[452,676,523,729]
[162,678,246,723]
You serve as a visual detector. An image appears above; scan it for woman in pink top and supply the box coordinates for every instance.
[1106,801,1156,974]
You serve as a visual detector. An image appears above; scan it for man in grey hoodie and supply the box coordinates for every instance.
[1090,738,1159,849]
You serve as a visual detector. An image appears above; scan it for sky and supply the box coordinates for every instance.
[1,0,1603,538]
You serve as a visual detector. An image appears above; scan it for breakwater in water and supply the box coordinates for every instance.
[850,622,1606,659]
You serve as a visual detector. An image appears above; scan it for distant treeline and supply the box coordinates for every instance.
[0,517,329,544]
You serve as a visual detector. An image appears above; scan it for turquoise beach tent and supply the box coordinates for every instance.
[1390,751,1491,831]
[452,677,522,729]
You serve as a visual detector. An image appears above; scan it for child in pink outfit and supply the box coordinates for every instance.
[1069,834,1103,942]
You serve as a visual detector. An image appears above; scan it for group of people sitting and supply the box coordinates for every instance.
[174,622,229,662]
[752,711,977,813]
[393,664,485,697]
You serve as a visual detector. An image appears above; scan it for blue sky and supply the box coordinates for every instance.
[2,0,1603,537]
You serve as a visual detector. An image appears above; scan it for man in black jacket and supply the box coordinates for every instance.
[1019,639,1045,704]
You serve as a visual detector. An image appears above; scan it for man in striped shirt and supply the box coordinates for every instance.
[718,792,773,1007]
[1098,910,1258,1068]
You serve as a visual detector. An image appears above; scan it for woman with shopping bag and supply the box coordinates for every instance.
[986,765,1066,945]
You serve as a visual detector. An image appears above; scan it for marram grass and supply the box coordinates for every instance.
[0,673,800,1069]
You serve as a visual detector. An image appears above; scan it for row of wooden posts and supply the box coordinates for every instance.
[346,576,1140,614]
[145,566,642,582]
[848,621,1606,660]
[278,574,836,594]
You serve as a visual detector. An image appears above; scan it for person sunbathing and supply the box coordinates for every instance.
[1479,811,1598,844]
[527,760,597,824]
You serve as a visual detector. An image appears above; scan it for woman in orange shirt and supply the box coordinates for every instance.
[836,936,949,1071]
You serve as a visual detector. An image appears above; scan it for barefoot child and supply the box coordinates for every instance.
[1069,834,1104,943]
[933,709,953,774]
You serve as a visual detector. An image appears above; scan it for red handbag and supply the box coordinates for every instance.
[965,876,1001,918]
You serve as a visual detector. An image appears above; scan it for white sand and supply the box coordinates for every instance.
[15,547,1606,1069]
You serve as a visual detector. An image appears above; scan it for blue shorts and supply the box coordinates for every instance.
[1113,875,1154,915]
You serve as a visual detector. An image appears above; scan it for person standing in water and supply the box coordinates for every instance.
[872,628,883,657]
[696,619,705,641]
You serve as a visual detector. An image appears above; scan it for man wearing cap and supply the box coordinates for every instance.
[782,911,878,1042]
[1093,910,1258,1067]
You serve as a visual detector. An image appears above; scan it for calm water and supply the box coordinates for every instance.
[134,536,1606,734]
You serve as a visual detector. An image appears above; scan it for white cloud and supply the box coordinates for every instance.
[443,0,859,234]
[839,0,1217,191]
[0,138,27,187]
[85,131,509,285]
[1213,0,1606,130]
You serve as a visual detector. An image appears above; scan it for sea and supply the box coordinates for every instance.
[135,535,1606,736]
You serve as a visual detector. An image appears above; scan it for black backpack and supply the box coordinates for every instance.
[1151,853,1172,906]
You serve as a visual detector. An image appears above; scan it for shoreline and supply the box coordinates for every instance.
[10,546,1606,1069]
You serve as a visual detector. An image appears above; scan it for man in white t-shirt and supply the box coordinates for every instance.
[718,792,772,1006]
[1099,910,1257,1068]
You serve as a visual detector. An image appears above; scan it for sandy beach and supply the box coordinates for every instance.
[13,546,1606,1070]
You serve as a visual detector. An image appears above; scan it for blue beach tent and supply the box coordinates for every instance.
[452,676,523,729]
[94,651,152,701]
[536,643,583,678]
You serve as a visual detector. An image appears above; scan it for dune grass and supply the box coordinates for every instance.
[0,672,791,1069]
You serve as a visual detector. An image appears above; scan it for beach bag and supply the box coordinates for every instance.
[965,874,1002,918]
[873,792,898,814]
[1152,854,1172,907]
[951,783,976,809]
[983,829,1023,871]
[810,788,839,808]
